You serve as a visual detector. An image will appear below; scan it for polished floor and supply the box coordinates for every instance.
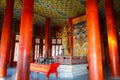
[1,68,120,80]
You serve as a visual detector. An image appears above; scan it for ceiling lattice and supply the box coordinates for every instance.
[0,0,120,27]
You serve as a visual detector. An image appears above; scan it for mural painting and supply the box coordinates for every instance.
[73,21,88,56]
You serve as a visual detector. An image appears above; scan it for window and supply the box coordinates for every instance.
[57,39,61,44]
[14,34,20,62]
[52,38,62,57]
[52,39,56,44]
[34,38,40,60]
[35,38,40,43]
[52,45,55,57]
[14,42,19,61]
[34,44,39,59]
[43,39,45,44]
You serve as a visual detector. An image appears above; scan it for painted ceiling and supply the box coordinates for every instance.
[0,0,120,27]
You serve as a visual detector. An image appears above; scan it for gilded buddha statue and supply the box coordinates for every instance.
[56,26,71,56]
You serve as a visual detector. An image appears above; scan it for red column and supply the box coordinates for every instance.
[105,0,120,77]
[86,0,103,80]
[45,18,50,57]
[69,18,73,56]
[0,0,14,77]
[9,32,16,67]
[15,0,34,80]
[8,20,16,67]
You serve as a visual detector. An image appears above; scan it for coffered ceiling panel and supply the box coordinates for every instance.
[0,0,120,27]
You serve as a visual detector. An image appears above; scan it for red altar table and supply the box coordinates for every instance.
[30,63,60,79]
